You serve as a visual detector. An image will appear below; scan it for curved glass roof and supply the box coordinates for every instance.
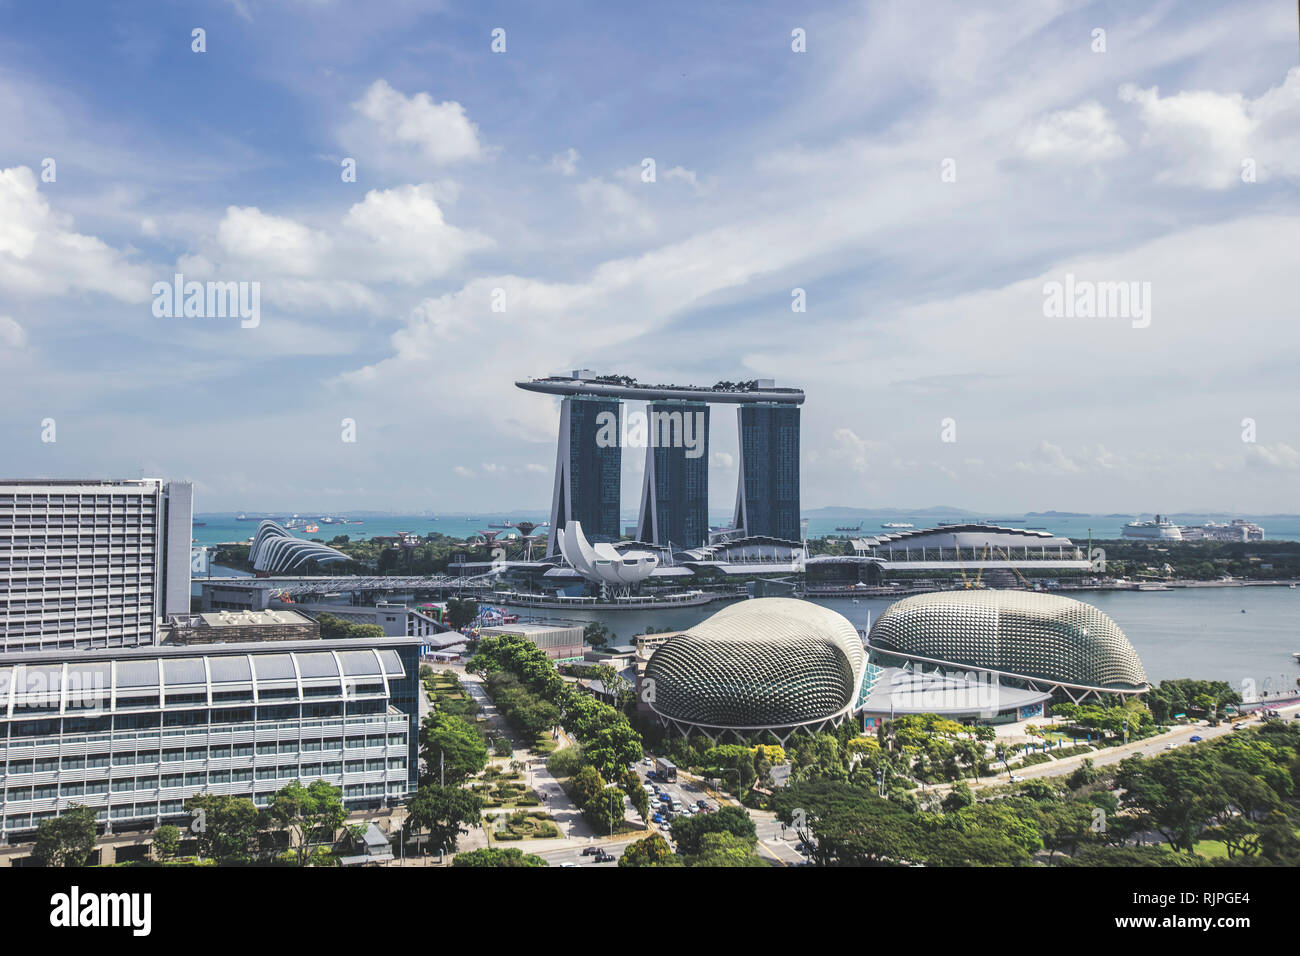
[644,598,866,729]
[868,590,1149,692]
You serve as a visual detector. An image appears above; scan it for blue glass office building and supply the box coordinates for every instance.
[547,397,622,555]
[636,402,710,550]
[734,404,802,541]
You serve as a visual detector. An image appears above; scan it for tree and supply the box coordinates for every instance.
[314,612,385,641]
[670,805,756,856]
[406,784,485,857]
[185,794,263,864]
[619,832,681,867]
[453,846,547,867]
[772,780,922,866]
[623,771,651,826]
[686,831,767,867]
[1116,752,1229,853]
[941,781,975,813]
[152,824,181,862]
[420,713,489,786]
[571,765,606,808]
[32,805,98,867]
[583,786,625,835]
[583,622,612,649]
[266,779,348,866]
[446,597,479,630]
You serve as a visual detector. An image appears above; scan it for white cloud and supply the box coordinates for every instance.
[0,165,152,302]
[1015,441,1083,476]
[574,179,655,238]
[1118,68,1300,188]
[349,79,483,165]
[0,315,27,349]
[1246,443,1300,471]
[549,148,580,176]
[185,185,490,315]
[1020,101,1126,162]
[828,427,882,473]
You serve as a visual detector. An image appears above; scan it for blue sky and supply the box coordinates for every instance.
[2,0,1299,514]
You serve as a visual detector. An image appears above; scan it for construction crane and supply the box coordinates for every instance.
[994,545,1033,589]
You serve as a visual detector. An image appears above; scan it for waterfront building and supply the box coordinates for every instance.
[0,636,421,856]
[733,403,801,541]
[0,479,193,653]
[249,520,348,574]
[516,372,805,557]
[642,598,873,743]
[545,395,623,555]
[867,590,1150,700]
[843,523,1090,588]
[636,401,710,550]
[555,521,657,591]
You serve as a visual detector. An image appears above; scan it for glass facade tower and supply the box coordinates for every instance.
[734,404,801,542]
[547,397,622,555]
[636,402,710,550]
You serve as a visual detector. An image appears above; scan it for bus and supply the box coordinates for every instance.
[655,757,677,783]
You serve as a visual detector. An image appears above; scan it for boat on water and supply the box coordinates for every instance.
[489,522,515,529]
[881,522,914,529]
[235,512,254,521]
[1122,514,1183,541]
[304,524,319,534]
[835,523,862,532]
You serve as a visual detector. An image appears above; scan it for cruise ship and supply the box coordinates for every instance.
[1122,515,1183,541]
[881,522,914,529]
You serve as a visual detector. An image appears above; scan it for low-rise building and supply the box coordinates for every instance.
[0,636,421,862]
[477,622,584,661]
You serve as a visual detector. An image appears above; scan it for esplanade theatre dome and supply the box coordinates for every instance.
[644,598,868,732]
[868,590,1148,693]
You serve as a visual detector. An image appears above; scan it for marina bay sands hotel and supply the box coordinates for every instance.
[516,372,805,556]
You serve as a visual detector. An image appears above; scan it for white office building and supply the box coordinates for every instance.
[0,479,194,652]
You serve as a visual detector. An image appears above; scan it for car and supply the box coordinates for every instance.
[659,822,671,831]
[1189,735,1203,742]
[642,784,654,794]
[687,806,699,814]
[581,846,599,856]
[560,862,576,868]
[643,758,653,766]
[594,851,615,863]
[1166,743,1179,750]
[653,813,663,823]
[696,799,708,810]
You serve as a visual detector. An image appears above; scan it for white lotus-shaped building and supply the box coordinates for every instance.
[555,521,657,589]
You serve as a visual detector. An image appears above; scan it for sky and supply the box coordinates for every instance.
[2,0,1299,515]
